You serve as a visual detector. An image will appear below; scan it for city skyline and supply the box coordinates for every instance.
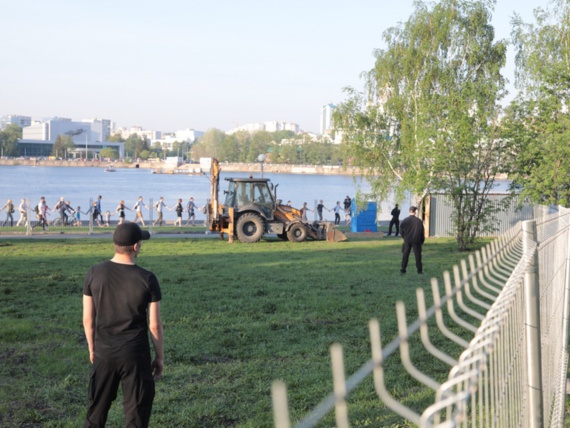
[1,0,544,133]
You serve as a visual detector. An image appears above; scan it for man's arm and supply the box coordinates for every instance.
[82,295,96,363]
[148,301,164,380]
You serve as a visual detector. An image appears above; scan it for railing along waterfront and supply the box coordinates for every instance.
[272,208,570,427]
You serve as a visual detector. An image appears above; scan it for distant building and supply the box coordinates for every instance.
[18,117,124,158]
[151,129,203,150]
[320,103,336,135]
[115,126,161,141]
[1,115,32,130]
[227,121,300,135]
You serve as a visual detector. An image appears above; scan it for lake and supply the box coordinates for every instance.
[0,165,396,223]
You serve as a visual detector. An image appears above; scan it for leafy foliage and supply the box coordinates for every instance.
[190,128,342,165]
[334,0,507,250]
[51,134,75,158]
[504,0,570,206]
[0,124,22,157]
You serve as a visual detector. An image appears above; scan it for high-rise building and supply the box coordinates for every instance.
[1,115,32,130]
[320,103,336,135]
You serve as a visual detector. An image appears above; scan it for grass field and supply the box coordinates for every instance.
[0,231,487,427]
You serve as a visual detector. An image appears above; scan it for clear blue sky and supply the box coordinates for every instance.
[1,0,544,134]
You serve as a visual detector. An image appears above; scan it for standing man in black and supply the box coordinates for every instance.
[399,206,425,274]
[82,222,164,427]
[387,204,401,236]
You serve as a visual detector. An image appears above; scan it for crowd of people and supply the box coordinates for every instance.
[1,195,354,229]
[0,195,205,229]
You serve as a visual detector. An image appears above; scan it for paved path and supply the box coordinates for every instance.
[0,231,220,240]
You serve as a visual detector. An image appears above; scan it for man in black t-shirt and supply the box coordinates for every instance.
[82,222,164,427]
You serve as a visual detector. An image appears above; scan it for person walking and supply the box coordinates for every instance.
[343,196,352,225]
[72,206,88,227]
[316,200,330,221]
[96,195,104,224]
[82,222,164,428]
[37,196,50,230]
[133,196,147,227]
[387,204,401,236]
[399,206,425,274]
[153,197,167,227]
[333,201,342,225]
[173,198,184,227]
[0,199,15,227]
[115,200,131,225]
[90,202,103,227]
[53,197,68,226]
[300,202,312,221]
[186,197,197,226]
[16,198,28,227]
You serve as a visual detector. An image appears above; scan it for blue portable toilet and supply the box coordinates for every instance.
[350,199,378,232]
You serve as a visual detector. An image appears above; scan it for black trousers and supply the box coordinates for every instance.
[388,219,399,235]
[401,241,423,273]
[85,355,155,428]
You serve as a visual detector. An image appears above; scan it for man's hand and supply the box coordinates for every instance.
[151,358,164,380]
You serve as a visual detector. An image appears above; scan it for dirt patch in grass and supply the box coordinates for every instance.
[345,231,385,240]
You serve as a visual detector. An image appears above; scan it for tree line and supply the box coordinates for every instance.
[333,0,570,250]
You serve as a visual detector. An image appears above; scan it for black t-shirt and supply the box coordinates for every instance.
[83,260,162,358]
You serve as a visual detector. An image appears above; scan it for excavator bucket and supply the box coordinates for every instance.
[326,226,347,242]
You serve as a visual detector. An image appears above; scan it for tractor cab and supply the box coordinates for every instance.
[224,178,276,220]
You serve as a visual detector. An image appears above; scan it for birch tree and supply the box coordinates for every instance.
[503,0,570,205]
[335,0,507,250]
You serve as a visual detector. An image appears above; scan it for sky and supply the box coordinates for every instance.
[0,0,546,134]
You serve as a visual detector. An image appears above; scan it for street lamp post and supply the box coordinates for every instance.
[258,153,266,178]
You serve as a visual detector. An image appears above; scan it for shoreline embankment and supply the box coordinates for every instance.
[0,159,359,175]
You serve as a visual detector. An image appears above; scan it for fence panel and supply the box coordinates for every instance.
[272,208,570,428]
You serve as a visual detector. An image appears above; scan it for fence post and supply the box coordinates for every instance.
[522,220,543,428]
[561,221,570,426]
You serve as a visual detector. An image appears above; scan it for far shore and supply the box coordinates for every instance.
[0,158,360,175]
[0,158,509,180]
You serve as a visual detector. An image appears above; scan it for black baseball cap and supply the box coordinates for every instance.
[113,222,150,246]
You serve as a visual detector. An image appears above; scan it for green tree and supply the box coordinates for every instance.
[106,133,125,143]
[503,0,570,205]
[139,150,151,160]
[0,124,22,157]
[124,134,148,159]
[51,134,75,158]
[100,147,119,160]
[247,131,272,162]
[334,0,507,250]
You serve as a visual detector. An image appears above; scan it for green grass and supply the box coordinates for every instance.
[0,234,488,427]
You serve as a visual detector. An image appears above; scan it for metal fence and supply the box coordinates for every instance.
[272,208,570,427]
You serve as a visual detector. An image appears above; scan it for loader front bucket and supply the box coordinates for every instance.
[327,227,347,242]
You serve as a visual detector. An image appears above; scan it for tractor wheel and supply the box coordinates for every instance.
[236,213,265,243]
[287,222,307,242]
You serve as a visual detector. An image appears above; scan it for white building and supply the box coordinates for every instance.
[320,103,336,135]
[1,115,32,130]
[151,129,203,150]
[19,117,124,158]
[115,126,161,141]
[227,121,300,135]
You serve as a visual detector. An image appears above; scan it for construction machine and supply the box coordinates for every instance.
[205,158,346,243]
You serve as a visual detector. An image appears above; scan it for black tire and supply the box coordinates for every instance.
[287,222,307,242]
[236,213,265,243]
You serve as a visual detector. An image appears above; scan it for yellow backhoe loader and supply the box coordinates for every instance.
[205,158,346,243]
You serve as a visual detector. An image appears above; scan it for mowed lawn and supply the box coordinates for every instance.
[0,234,483,427]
